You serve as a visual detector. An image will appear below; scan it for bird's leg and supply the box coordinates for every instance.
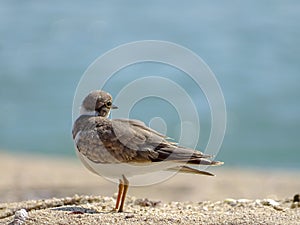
[114,179,124,211]
[118,175,129,212]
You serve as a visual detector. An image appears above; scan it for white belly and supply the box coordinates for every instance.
[76,149,179,187]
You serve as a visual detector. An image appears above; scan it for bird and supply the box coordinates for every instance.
[72,90,223,212]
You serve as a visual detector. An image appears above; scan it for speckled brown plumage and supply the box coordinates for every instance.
[73,115,222,166]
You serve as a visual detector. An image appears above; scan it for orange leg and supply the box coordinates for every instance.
[114,179,124,211]
[118,175,129,212]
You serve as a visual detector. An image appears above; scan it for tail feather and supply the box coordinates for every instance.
[185,158,224,166]
[154,147,215,162]
[167,165,215,176]
[153,146,224,167]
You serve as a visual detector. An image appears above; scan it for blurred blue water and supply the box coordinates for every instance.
[0,1,299,168]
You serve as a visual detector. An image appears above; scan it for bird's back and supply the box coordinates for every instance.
[73,115,222,168]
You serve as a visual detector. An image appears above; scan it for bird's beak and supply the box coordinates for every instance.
[111,104,118,109]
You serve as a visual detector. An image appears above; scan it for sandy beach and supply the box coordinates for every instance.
[0,152,299,224]
[1,195,300,225]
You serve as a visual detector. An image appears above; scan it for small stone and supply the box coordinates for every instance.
[261,199,280,207]
[237,199,251,204]
[9,209,28,225]
[135,198,161,207]
[273,206,285,211]
[291,202,299,209]
[202,206,208,211]
[224,198,237,206]
[125,214,134,219]
[291,195,300,209]
[293,194,299,203]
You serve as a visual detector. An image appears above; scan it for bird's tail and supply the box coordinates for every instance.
[167,165,215,176]
[186,158,224,166]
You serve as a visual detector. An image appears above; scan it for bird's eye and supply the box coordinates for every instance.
[105,101,112,107]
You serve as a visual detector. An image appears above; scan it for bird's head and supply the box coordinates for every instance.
[80,90,118,117]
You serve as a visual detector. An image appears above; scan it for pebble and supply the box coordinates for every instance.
[260,199,280,207]
[224,198,237,206]
[125,214,135,219]
[135,198,161,207]
[237,199,251,203]
[291,194,300,209]
[9,209,28,225]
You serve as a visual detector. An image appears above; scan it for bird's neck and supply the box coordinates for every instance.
[79,107,98,116]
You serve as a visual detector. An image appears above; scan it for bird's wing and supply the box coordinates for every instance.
[95,118,163,163]
[113,118,167,138]
[95,118,221,166]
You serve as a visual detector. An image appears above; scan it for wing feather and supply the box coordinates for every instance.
[93,118,221,166]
